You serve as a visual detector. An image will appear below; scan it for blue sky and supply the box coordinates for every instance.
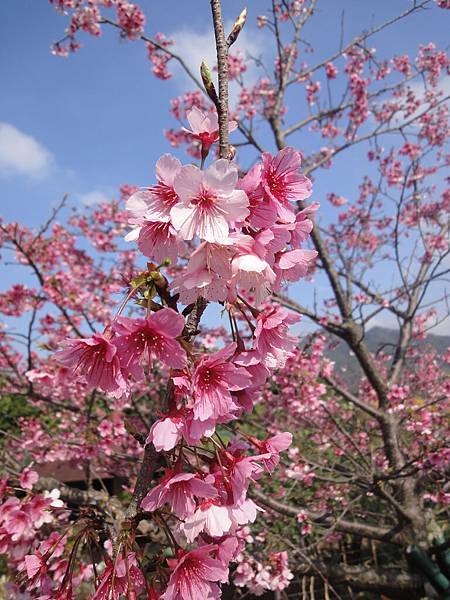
[1,0,449,334]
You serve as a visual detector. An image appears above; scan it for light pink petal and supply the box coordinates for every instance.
[126,191,150,218]
[155,153,182,186]
[173,164,203,201]
[204,159,238,193]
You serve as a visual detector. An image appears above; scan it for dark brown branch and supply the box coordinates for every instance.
[251,488,405,544]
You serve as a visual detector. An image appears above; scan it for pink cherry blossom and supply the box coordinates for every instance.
[253,305,300,368]
[191,343,252,422]
[230,233,276,304]
[251,432,293,472]
[127,220,183,263]
[289,202,319,246]
[171,240,233,304]
[274,248,318,285]
[126,154,181,223]
[171,160,249,243]
[113,308,187,377]
[182,500,233,542]
[162,545,228,600]
[92,553,145,600]
[24,552,46,580]
[55,333,128,398]
[141,470,217,519]
[147,413,184,452]
[238,163,278,229]
[182,106,238,152]
[20,469,39,491]
[261,147,312,223]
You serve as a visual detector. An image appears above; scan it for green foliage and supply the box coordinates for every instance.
[0,392,39,442]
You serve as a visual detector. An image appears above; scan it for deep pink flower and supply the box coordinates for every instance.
[141,470,217,519]
[113,308,187,378]
[171,160,249,243]
[261,147,312,223]
[127,220,183,263]
[253,306,300,368]
[183,106,238,152]
[55,333,128,398]
[20,468,39,490]
[191,343,252,422]
[238,163,278,229]
[162,545,228,600]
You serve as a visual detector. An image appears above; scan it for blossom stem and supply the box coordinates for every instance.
[113,285,141,322]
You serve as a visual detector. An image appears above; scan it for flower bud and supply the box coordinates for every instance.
[200,60,219,107]
[227,7,247,48]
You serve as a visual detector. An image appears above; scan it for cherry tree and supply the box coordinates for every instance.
[0,0,449,598]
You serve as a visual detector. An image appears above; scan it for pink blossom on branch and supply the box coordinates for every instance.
[191,342,252,422]
[141,470,217,519]
[162,545,228,600]
[183,106,238,153]
[112,308,187,377]
[55,333,128,398]
[261,147,312,223]
[171,160,249,243]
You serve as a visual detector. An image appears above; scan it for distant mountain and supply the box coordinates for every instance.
[324,326,450,389]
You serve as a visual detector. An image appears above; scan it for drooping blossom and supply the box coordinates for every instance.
[230,232,276,304]
[191,343,252,422]
[141,470,217,519]
[253,305,300,368]
[221,453,268,506]
[162,545,228,600]
[55,333,128,398]
[171,240,233,304]
[124,155,184,262]
[171,160,249,243]
[261,147,312,222]
[113,308,187,378]
[250,432,293,472]
[134,220,183,263]
[274,248,318,285]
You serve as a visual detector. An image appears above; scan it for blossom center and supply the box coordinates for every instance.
[151,182,179,208]
[198,366,219,390]
[192,188,216,210]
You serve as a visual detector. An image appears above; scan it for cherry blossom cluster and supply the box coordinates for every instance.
[50,0,146,56]
[28,106,318,598]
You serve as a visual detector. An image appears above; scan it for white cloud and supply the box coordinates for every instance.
[169,22,267,104]
[79,190,111,206]
[0,123,53,178]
